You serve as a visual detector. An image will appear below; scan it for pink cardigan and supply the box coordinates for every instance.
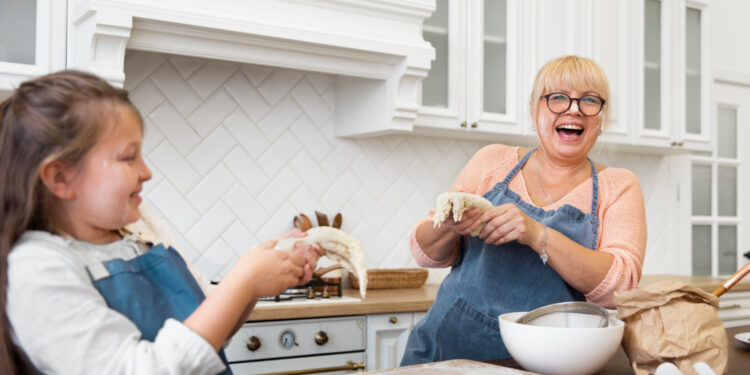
[411,144,647,308]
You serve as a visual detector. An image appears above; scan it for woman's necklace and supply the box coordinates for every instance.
[536,156,585,205]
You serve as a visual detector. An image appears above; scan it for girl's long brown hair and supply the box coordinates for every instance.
[0,70,133,374]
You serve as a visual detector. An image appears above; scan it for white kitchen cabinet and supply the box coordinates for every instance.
[366,311,426,371]
[718,291,750,328]
[0,0,66,94]
[414,0,524,139]
[631,0,712,152]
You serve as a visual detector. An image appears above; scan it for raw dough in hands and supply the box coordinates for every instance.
[432,192,494,236]
[274,227,368,298]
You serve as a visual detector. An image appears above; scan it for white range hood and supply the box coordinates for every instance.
[68,0,435,137]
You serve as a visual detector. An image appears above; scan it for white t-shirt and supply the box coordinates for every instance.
[6,231,226,375]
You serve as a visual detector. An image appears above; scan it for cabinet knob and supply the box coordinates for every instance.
[389,316,398,324]
[677,141,684,146]
[470,122,478,128]
[315,331,329,345]
[460,121,467,128]
[246,336,261,351]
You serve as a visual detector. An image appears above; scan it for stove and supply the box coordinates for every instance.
[226,279,366,374]
[225,315,366,374]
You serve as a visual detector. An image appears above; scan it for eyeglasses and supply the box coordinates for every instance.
[541,92,606,116]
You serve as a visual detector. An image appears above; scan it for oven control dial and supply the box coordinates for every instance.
[314,331,328,346]
[246,336,261,351]
[279,329,297,349]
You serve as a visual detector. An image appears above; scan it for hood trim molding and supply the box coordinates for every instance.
[68,0,435,136]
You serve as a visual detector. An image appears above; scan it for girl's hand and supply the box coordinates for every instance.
[470,203,543,247]
[272,228,325,283]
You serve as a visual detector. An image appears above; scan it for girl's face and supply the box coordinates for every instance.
[66,105,152,241]
[534,88,604,164]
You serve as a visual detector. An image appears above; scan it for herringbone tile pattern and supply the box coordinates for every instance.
[125,51,674,282]
[124,51,483,281]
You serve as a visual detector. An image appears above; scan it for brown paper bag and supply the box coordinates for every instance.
[614,280,728,375]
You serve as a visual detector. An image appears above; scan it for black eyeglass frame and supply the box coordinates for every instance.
[540,92,606,116]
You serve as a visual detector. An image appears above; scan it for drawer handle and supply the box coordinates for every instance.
[460,121,467,128]
[719,304,742,311]
[389,316,398,324]
[470,122,478,128]
[262,360,366,375]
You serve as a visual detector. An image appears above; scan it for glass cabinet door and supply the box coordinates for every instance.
[482,0,507,115]
[422,0,450,109]
[643,0,661,132]
[0,0,66,94]
[0,0,37,65]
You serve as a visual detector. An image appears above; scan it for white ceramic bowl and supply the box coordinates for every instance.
[498,311,624,375]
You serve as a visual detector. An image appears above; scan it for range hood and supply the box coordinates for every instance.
[68,0,435,137]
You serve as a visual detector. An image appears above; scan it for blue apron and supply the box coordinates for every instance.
[401,148,600,365]
[85,242,233,374]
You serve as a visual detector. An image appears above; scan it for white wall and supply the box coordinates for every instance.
[711,0,750,76]
[125,51,678,284]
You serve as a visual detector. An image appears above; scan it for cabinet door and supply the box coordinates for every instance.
[464,0,522,135]
[634,0,711,151]
[0,0,66,92]
[417,0,468,131]
[366,313,412,371]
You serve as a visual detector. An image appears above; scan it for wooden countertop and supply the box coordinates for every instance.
[640,274,750,293]
[245,274,750,321]
[246,284,440,321]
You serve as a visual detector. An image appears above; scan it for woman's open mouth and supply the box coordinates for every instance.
[556,124,584,135]
[555,124,584,140]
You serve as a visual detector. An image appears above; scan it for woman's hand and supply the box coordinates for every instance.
[470,203,543,247]
[442,208,484,236]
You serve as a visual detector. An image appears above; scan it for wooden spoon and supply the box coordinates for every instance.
[315,211,329,226]
[712,262,750,297]
[332,213,342,229]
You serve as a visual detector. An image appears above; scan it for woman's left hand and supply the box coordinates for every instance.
[471,203,543,247]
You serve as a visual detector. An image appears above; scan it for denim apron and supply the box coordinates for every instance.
[401,148,600,365]
[82,240,233,374]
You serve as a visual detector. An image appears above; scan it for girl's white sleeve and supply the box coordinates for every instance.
[6,242,226,375]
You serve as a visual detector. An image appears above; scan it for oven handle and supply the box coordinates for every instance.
[261,360,366,375]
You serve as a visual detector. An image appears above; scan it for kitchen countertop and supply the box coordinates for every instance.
[246,284,440,321]
[245,274,750,321]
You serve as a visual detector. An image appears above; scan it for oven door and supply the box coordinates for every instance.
[228,352,365,375]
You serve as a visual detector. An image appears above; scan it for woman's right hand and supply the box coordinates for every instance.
[442,208,484,236]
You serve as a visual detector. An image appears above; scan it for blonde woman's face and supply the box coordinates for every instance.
[534,88,604,163]
[66,105,152,241]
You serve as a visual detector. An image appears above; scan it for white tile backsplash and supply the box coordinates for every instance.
[126,50,677,282]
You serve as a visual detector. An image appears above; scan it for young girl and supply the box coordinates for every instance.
[0,70,322,374]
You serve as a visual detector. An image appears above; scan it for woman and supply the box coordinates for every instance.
[400,55,646,365]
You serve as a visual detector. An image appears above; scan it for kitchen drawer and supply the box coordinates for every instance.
[718,291,750,327]
[229,351,366,375]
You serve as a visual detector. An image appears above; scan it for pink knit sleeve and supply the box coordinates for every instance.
[584,170,647,308]
[409,217,458,268]
[408,145,515,268]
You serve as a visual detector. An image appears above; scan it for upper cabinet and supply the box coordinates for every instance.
[0,0,66,94]
[633,0,712,151]
[411,0,713,153]
[414,0,525,139]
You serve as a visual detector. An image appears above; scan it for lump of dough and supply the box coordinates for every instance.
[432,192,494,236]
[274,227,368,298]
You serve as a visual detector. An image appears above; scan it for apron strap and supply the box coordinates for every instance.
[590,159,599,214]
[502,148,536,185]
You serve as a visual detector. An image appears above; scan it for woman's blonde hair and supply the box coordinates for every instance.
[529,55,611,129]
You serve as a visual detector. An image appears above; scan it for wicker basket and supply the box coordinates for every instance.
[350,268,428,290]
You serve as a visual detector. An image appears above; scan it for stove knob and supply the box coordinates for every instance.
[246,336,261,351]
[314,331,328,346]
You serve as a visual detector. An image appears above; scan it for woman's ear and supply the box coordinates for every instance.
[39,160,76,199]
